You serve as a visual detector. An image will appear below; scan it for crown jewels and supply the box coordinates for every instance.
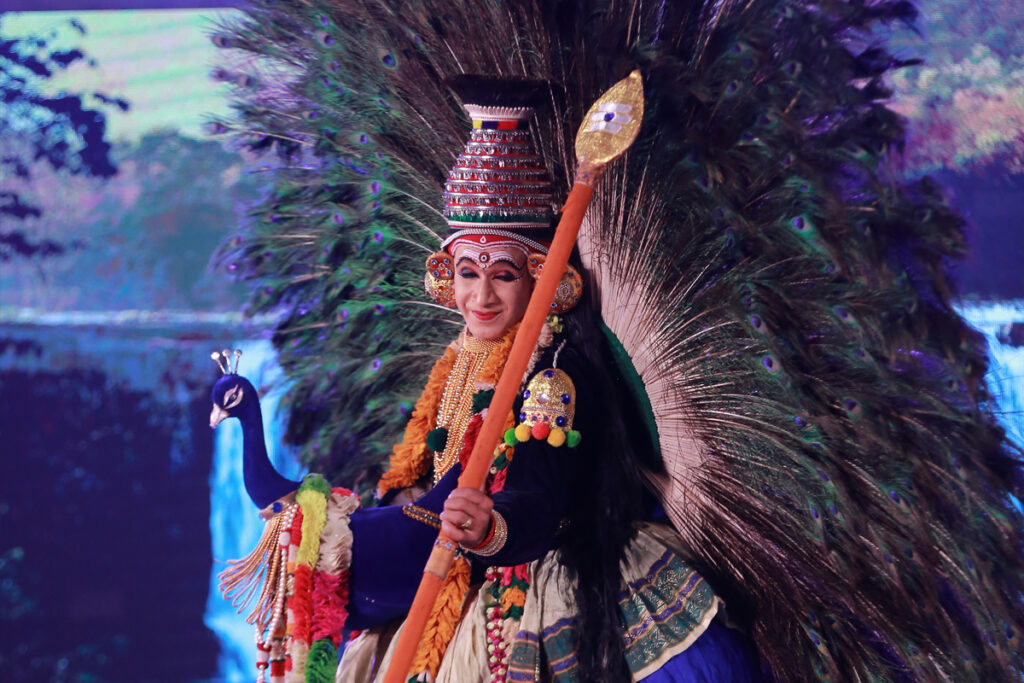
[211,348,242,375]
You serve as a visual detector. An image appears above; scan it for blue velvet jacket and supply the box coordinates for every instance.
[345,342,589,630]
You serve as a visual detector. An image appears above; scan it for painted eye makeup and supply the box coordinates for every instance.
[492,270,521,282]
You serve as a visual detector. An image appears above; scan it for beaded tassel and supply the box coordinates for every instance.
[220,504,298,631]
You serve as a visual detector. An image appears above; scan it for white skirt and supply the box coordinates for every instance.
[337,523,719,682]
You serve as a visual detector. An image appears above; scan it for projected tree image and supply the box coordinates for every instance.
[0,16,125,261]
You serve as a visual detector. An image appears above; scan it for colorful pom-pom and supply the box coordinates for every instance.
[426,426,448,452]
[504,428,518,447]
[514,423,531,443]
[547,428,566,447]
[566,430,582,448]
[531,422,550,440]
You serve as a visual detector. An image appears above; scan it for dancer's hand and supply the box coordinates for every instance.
[441,487,493,547]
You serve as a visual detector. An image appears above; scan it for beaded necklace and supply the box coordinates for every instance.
[433,335,502,482]
[376,321,554,680]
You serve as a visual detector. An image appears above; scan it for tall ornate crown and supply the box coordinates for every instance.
[439,77,557,253]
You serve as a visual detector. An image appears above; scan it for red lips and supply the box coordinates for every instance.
[472,310,498,321]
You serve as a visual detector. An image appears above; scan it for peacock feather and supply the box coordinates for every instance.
[210,0,1024,679]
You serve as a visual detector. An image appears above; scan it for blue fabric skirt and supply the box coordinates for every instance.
[640,621,766,682]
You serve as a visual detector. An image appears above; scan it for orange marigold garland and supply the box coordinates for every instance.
[376,345,457,497]
[408,552,473,679]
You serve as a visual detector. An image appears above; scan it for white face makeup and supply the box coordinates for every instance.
[447,240,530,270]
[452,242,533,340]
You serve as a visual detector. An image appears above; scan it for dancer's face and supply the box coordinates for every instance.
[452,243,533,340]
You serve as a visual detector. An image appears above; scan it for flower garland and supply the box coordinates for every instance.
[222,474,360,683]
[376,323,530,495]
[376,345,458,497]
[289,477,363,683]
[406,402,508,680]
[408,552,473,680]
[480,431,530,683]
[447,386,530,682]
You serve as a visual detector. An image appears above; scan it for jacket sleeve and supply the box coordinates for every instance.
[474,349,590,567]
[346,464,461,629]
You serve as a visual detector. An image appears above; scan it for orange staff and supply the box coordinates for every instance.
[383,70,645,683]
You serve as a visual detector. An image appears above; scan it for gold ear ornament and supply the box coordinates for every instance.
[503,368,582,448]
[526,253,583,314]
[424,251,456,307]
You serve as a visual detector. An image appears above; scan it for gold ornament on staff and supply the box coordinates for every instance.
[576,69,644,168]
[382,70,645,683]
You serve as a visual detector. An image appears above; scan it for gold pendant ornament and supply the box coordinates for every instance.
[505,368,581,448]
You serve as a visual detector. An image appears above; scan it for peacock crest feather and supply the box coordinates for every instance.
[210,0,1024,679]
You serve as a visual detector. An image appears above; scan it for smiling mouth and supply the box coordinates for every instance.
[472,310,498,321]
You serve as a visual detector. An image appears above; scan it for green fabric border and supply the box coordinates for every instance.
[601,323,661,460]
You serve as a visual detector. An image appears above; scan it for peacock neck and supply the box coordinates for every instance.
[238,396,299,509]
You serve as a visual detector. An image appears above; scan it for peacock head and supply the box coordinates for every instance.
[209,348,255,428]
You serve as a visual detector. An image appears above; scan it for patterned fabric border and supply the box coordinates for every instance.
[506,631,541,681]
[620,550,717,676]
[506,547,717,682]
[402,504,442,529]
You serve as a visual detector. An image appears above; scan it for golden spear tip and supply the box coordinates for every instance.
[575,70,645,166]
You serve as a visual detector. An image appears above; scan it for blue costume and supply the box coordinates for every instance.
[336,337,765,681]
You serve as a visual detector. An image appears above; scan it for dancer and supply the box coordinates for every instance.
[217,83,762,681]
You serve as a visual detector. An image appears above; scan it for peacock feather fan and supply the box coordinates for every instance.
[210,0,1024,680]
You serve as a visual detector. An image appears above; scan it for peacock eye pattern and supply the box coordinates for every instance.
[224,385,245,410]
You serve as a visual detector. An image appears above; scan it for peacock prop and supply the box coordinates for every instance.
[209,0,1024,680]
[209,348,467,634]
